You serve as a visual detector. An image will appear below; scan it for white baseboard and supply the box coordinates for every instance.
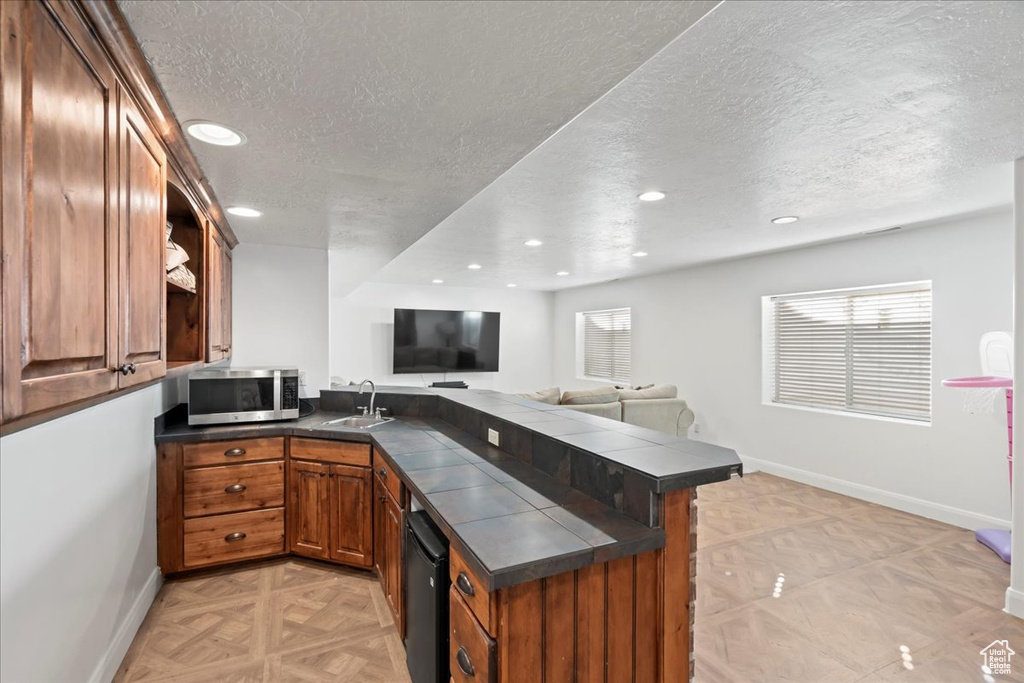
[1005,587,1024,618]
[740,454,1011,532]
[88,567,162,683]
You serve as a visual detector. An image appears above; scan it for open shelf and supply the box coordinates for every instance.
[166,180,206,366]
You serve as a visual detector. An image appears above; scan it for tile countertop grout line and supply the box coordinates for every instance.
[371,442,603,591]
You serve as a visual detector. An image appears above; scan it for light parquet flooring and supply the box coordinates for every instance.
[695,473,1018,682]
[117,474,1016,682]
[114,559,410,683]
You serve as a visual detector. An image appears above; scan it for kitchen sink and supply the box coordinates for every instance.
[321,415,395,429]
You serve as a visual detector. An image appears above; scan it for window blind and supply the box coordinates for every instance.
[582,308,632,382]
[766,283,932,422]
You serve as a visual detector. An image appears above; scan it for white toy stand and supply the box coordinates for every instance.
[942,331,1013,563]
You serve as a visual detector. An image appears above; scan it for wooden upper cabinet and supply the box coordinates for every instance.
[1,1,119,420]
[206,227,232,362]
[117,89,167,387]
[222,246,233,358]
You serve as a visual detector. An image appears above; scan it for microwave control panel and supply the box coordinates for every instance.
[282,376,299,410]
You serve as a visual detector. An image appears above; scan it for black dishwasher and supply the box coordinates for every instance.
[404,511,450,683]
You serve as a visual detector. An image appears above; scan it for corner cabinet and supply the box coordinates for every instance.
[287,439,374,567]
[158,436,376,575]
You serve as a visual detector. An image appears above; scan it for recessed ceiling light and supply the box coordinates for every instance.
[638,191,665,202]
[771,216,799,224]
[633,251,648,257]
[524,239,543,247]
[556,271,569,276]
[507,283,517,288]
[184,120,246,146]
[468,264,482,270]
[432,279,444,284]
[226,206,262,217]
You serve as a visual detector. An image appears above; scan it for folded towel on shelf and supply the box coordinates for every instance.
[167,263,196,292]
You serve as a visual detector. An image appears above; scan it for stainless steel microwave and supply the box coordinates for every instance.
[188,368,300,426]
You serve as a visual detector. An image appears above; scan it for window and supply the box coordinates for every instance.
[577,308,632,382]
[764,282,932,422]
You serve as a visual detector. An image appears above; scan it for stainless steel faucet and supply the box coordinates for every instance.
[358,379,376,416]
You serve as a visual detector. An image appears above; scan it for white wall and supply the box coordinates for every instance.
[553,211,1014,528]
[232,244,330,396]
[0,378,185,683]
[330,262,555,393]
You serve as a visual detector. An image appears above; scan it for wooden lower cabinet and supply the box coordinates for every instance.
[451,588,496,682]
[287,441,374,569]
[374,470,405,635]
[450,489,694,683]
[183,508,284,569]
[158,436,373,574]
[157,437,287,573]
[328,464,373,567]
[288,459,330,559]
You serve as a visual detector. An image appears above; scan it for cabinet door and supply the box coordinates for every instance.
[1,0,119,420]
[222,245,233,358]
[205,228,224,361]
[373,475,387,583]
[384,491,404,631]
[328,464,373,567]
[117,89,166,387]
[287,460,329,559]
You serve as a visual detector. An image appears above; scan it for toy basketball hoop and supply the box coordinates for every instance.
[942,332,1013,563]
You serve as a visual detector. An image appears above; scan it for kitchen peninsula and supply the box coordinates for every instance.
[155,386,741,682]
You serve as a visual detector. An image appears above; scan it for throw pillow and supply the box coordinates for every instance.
[560,386,620,405]
[518,386,561,405]
[618,384,678,400]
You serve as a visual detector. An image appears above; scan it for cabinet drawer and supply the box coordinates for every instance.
[450,588,496,683]
[183,508,285,568]
[373,450,404,506]
[450,546,496,636]
[290,437,371,467]
[183,461,284,518]
[183,437,285,468]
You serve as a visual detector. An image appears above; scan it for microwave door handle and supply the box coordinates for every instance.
[273,371,281,415]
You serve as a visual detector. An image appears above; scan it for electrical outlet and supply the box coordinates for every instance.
[487,428,500,447]
[692,422,701,435]
[298,370,307,386]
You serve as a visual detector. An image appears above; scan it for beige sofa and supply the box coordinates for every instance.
[520,384,695,436]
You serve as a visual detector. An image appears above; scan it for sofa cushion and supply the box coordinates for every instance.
[518,386,561,405]
[561,386,620,405]
[617,384,677,400]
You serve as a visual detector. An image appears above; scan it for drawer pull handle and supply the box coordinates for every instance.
[456,646,475,677]
[456,572,475,597]
[378,467,387,479]
[225,483,247,494]
[224,532,246,542]
[224,448,246,457]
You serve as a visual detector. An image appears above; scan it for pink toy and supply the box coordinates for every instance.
[942,332,1014,563]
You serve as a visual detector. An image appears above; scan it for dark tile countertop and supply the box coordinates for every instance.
[156,386,742,590]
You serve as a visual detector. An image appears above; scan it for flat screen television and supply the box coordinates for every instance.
[393,308,500,374]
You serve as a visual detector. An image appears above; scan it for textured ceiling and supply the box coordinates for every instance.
[118,0,720,291]
[374,0,1024,290]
